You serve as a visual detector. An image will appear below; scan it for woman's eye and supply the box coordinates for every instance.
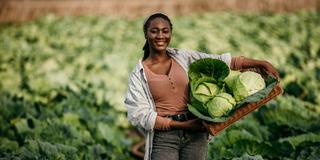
[150,30,157,34]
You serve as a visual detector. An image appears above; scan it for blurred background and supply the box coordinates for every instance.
[0,0,320,159]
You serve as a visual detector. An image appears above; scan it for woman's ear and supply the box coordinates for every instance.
[144,33,147,39]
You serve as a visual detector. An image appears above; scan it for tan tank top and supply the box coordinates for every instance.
[144,58,189,116]
[143,58,190,130]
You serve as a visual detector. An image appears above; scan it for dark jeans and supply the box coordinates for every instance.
[151,129,208,160]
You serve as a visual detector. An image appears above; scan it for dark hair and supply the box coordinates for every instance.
[142,13,173,60]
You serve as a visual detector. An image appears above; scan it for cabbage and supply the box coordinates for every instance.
[228,71,266,102]
[188,58,230,82]
[187,58,274,122]
[188,59,229,116]
[195,82,220,103]
[224,70,241,88]
[207,93,236,117]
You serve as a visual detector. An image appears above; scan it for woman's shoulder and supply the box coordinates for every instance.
[167,47,199,58]
[167,47,209,56]
[167,47,194,54]
[128,60,143,76]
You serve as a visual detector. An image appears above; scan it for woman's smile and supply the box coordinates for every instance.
[155,41,166,46]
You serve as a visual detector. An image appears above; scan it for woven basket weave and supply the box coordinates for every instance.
[203,67,283,136]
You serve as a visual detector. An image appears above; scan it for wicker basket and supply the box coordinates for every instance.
[203,67,283,136]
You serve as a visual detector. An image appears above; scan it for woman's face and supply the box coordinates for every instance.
[146,17,171,53]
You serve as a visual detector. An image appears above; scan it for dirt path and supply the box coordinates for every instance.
[1,0,319,23]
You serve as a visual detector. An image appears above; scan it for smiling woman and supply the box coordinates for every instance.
[124,12,280,160]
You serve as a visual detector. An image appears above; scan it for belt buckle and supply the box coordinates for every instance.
[179,113,187,121]
[177,114,182,121]
[167,113,190,121]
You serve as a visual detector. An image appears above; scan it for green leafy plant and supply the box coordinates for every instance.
[187,58,277,122]
[0,11,319,159]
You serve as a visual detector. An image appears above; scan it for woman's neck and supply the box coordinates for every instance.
[148,49,170,63]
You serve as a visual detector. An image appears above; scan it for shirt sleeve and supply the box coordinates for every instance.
[178,49,232,67]
[124,72,157,132]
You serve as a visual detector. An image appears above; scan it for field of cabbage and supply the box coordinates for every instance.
[0,11,320,159]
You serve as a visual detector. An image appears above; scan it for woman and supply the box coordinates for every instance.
[124,13,279,160]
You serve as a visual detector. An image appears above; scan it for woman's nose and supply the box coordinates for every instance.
[156,31,164,38]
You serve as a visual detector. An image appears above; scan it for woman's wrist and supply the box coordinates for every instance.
[231,56,245,70]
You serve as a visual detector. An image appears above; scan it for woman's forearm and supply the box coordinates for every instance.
[231,56,279,79]
[231,56,266,70]
[169,120,188,130]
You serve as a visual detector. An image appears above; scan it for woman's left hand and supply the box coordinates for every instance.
[261,61,280,80]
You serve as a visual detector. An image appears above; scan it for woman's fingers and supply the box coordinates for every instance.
[184,119,204,131]
[263,61,280,80]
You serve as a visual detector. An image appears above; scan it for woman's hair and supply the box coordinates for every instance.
[142,13,173,60]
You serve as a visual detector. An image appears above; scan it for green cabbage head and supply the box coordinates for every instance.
[230,71,266,102]
[224,70,241,87]
[207,93,236,117]
[187,59,276,122]
[195,82,220,103]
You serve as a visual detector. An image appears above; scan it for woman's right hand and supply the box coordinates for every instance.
[184,119,206,131]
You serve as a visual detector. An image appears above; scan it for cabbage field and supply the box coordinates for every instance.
[0,11,320,159]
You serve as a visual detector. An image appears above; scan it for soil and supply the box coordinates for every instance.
[1,0,319,23]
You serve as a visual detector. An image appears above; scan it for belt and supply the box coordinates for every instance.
[165,112,196,122]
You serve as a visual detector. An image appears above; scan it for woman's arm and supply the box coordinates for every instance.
[231,56,280,80]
